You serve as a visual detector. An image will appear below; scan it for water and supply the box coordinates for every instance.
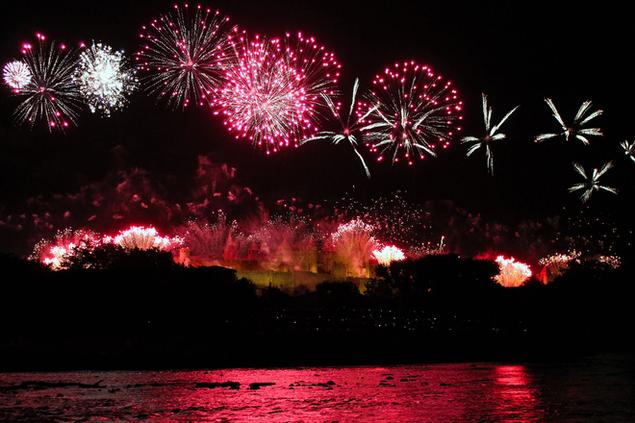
[1,355,633,422]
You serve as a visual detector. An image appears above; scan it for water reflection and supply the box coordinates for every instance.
[1,358,632,422]
[492,365,542,422]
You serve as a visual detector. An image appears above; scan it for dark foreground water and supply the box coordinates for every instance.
[1,355,633,422]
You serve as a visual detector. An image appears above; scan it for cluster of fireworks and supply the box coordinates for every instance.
[2,3,632,202]
[28,208,623,289]
[494,255,533,288]
[30,226,182,270]
[3,33,137,129]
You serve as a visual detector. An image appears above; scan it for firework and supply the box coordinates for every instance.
[538,250,580,283]
[494,255,532,287]
[372,245,406,266]
[75,42,138,117]
[212,31,340,154]
[135,3,234,108]
[596,255,621,269]
[535,98,602,145]
[461,93,518,175]
[104,225,183,251]
[621,140,635,163]
[30,228,101,270]
[356,60,463,165]
[330,218,378,277]
[10,34,82,131]
[568,161,617,203]
[3,60,32,91]
[301,78,375,178]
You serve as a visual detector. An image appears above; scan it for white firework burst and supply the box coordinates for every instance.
[568,161,617,203]
[12,36,83,131]
[75,42,138,117]
[535,98,602,145]
[620,140,635,163]
[301,78,376,178]
[3,60,32,91]
[135,3,234,108]
[461,93,518,175]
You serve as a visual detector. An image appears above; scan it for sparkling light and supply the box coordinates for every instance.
[135,3,234,108]
[3,60,32,91]
[568,161,617,203]
[30,229,101,270]
[75,42,138,117]
[104,225,183,251]
[10,34,82,131]
[535,98,602,145]
[372,245,406,266]
[461,93,518,175]
[357,60,463,165]
[494,255,532,287]
[212,31,340,154]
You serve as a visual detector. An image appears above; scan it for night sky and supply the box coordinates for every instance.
[0,1,631,250]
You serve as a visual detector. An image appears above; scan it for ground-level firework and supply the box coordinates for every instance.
[372,245,406,266]
[358,60,463,165]
[494,255,532,287]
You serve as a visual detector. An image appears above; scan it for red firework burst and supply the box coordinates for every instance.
[357,60,463,165]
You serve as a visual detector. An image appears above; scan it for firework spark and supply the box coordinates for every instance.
[301,78,375,178]
[104,225,183,251]
[30,228,101,270]
[568,161,617,203]
[494,255,532,287]
[3,60,32,91]
[75,42,138,117]
[535,98,602,145]
[621,140,635,163]
[372,245,406,266]
[135,3,234,108]
[213,31,340,154]
[461,93,518,175]
[357,60,463,165]
[11,34,82,131]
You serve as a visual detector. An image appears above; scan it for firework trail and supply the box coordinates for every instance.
[621,140,635,163]
[135,3,234,108]
[212,31,340,154]
[3,60,32,91]
[461,93,518,175]
[568,161,617,203]
[75,42,138,117]
[356,60,463,165]
[301,78,375,178]
[8,34,83,131]
[535,98,602,145]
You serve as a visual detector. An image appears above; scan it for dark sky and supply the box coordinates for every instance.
[1,1,631,225]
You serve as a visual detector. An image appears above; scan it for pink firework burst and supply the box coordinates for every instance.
[135,3,235,108]
[357,60,463,165]
[212,31,341,154]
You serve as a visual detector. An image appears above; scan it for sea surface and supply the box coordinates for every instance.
[1,355,633,422]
